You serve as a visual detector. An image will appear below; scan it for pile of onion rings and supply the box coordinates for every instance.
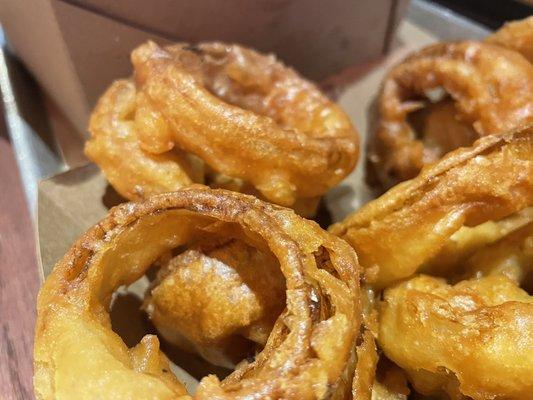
[333,126,533,399]
[85,41,359,216]
[367,21,533,189]
[36,17,533,400]
[332,127,533,288]
[34,188,366,399]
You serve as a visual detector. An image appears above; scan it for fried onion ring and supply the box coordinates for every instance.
[85,41,359,215]
[376,201,533,400]
[331,127,533,288]
[34,188,363,399]
[367,41,533,188]
[379,274,533,400]
[487,16,533,63]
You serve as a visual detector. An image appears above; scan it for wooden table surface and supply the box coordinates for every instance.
[0,107,40,399]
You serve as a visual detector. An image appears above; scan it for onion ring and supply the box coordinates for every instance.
[34,187,363,399]
[85,41,359,215]
[378,217,532,400]
[331,126,533,288]
[379,274,533,399]
[377,201,533,400]
[367,41,533,188]
[487,16,533,63]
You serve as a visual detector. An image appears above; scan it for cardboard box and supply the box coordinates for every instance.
[0,0,408,136]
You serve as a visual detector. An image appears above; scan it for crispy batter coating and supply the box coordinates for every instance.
[86,41,359,215]
[421,207,533,278]
[34,188,363,399]
[144,239,285,368]
[461,222,533,290]
[367,41,533,188]
[351,329,378,400]
[379,274,533,400]
[487,16,533,63]
[337,123,532,399]
[85,80,204,199]
[331,127,533,288]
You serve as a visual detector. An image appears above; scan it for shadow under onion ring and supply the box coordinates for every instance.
[34,187,364,399]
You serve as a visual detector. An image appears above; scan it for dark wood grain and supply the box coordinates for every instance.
[0,110,40,399]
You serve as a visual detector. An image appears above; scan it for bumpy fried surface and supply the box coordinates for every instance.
[331,127,533,288]
[34,188,363,399]
[367,41,533,188]
[422,207,533,278]
[86,41,359,215]
[487,16,533,63]
[379,274,533,399]
[351,329,378,400]
[336,124,533,399]
[85,80,204,199]
[144,239,285,368]
[461,222,533,290]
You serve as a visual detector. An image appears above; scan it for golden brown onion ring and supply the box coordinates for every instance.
[144,239,286,368]
[376,207,533,400]
[367,41,533,188]
[34,188,363,399]
[85,41,359,214]
[331,127,533,288]
[486,16,533,63]
[379,274,533,400]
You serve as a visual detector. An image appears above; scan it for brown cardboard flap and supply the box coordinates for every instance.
[0,0,89,134]
[51,0,172,126]
[37,164,107,277]
[60,0,409,80]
